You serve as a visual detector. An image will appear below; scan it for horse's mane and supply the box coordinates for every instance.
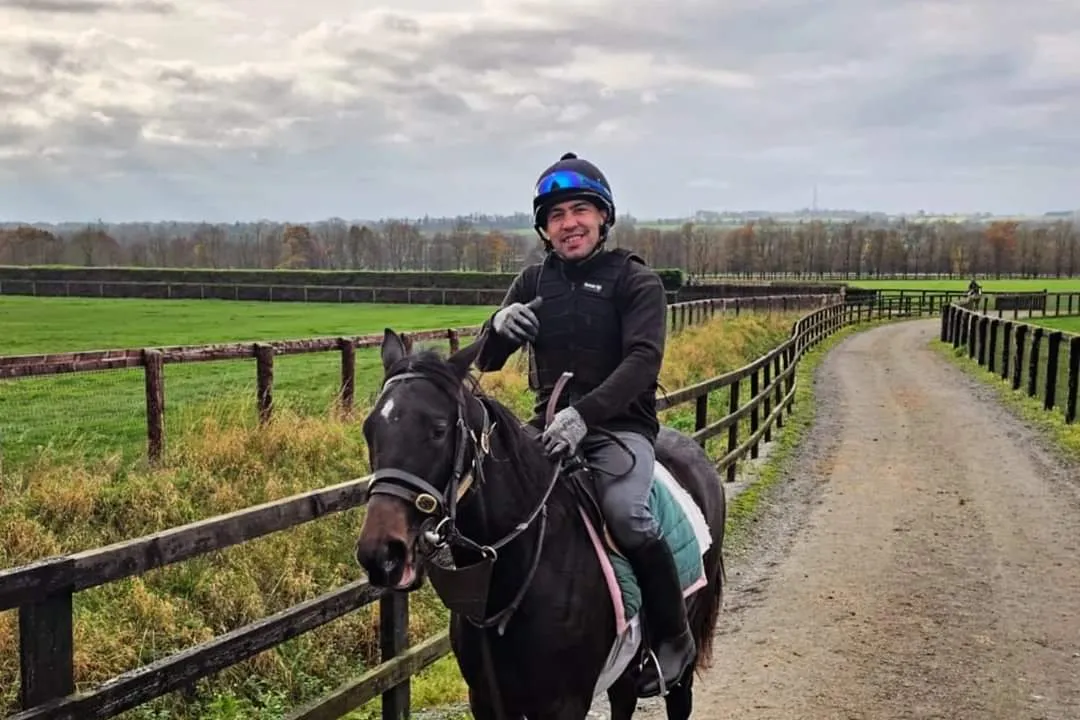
[384,348,553,488]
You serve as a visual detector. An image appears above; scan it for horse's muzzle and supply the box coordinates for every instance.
[356,536,420,590]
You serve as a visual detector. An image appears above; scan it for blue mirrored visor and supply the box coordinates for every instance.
[534,170,609,199]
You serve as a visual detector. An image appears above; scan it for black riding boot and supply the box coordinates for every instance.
[627,534,696,698]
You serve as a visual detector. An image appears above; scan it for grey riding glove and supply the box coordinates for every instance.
[542,406,588,457]
[492,302,539,343]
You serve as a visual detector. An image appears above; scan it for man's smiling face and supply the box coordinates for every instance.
[544,198,607,261]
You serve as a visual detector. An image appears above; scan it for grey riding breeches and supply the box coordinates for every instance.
[580,430,659,551]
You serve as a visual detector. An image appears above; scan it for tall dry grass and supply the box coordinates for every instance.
[0,311,801,719]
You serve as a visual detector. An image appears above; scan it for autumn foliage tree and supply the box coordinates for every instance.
[1,215,1078,278]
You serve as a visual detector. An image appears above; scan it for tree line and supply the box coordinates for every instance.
[1,216,1078,278]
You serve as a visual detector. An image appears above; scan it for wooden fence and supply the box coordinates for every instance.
[0,294,836,464]
[957,290,1080,317]
[941,296,1080,423]
[0,293,933,720]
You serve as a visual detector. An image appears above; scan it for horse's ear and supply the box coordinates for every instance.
[447,338,483,379]
[381,328,408,373]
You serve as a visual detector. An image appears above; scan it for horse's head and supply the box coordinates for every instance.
[354,328,487,592]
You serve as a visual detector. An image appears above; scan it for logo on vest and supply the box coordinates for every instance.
[583,281,603,293]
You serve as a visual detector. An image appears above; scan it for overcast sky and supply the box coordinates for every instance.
[2,0,1078,223]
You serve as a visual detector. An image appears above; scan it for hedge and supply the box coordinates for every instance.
[0,266,685,291]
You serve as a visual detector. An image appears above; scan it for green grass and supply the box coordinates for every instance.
[0,296,496,354]
[1028,315,1080,334]
[0,310,804,720]
[0,298,495,466]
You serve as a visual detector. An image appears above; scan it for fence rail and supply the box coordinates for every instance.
[1,293,933,720]
[0,294,837,464]
[955,290,1080,317]
[941,296,1080,423]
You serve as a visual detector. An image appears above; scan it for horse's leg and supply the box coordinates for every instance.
[469,686,525,720]
[607,672,639,720]
[526,694,592,720]
[662,672,693,720]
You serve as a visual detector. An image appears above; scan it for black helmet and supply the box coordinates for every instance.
[532,152,616,237]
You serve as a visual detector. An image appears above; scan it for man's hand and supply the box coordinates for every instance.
[492,297,542,343]
[542,406,588,457]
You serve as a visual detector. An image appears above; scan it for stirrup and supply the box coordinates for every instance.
[640,649,670,697]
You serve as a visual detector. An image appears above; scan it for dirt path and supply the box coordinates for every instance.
[610,318,1080,719]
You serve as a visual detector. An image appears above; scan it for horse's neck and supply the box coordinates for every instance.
[457,416,560,546]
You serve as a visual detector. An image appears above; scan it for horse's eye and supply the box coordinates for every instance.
[431,422,449,439]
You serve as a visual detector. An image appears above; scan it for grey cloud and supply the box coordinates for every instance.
[381,13,420,35]
[0,0,174,13]
[848,50,1032,131]
[57,108,144,149]
[3,0,1080,221]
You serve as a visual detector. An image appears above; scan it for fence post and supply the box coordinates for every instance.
[785,342,797,407]
[726,379,739,483]
[143,348,165,464]
[447,329,460,354]
[762,358,773,443]
[339,338,356,417]
[967,312,977,359]
[1027,328,1042,398]
[380,592,410,720]
[1068,336,1080,424]
[18,578,75,711]
[1001,322,1012,380]
[940,305,950,342]
[694,394,708,448]
[1046,331,1063,411]
[750,368,760,459]
[255,343,275,424]
[977,317,989,366]
[1013,325,1027,391]
[773,353,784,429]
[988,319,999,373]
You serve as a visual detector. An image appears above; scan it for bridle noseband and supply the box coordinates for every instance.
[365,369,562,636]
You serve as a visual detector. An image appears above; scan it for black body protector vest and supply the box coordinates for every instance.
[526,247,657,435]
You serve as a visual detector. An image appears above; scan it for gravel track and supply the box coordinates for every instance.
[602,318,1080,719]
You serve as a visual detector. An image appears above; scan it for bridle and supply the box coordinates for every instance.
[365,365,573,720]
[365,368,563,636]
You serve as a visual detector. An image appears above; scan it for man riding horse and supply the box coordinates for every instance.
[474,152,696,697]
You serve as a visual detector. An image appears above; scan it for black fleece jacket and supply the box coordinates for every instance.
[474,249,667,440]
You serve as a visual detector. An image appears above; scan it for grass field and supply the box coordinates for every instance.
[845,279,1080,292]
[0,297,497,466]
[0,296,497,354]
[1025,315,1080,334]
[0,309,803,720]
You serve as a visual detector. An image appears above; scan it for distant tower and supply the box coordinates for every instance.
[812,183,818,218]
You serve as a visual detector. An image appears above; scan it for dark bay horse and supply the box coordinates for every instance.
[354,329,726,720]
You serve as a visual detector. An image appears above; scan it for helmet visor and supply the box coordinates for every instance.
[534,170,610,200]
